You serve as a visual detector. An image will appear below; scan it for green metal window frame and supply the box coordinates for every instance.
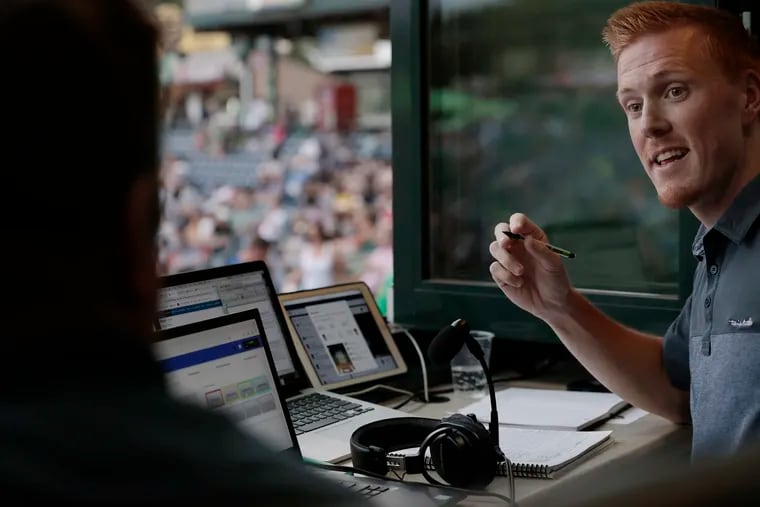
[186,0,389,31]
[390,0,700,342]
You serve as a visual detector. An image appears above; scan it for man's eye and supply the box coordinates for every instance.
[666,86,686,98]
[626,103,642,113]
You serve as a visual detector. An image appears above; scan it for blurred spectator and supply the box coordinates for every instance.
[361,219,393,296]
[287,221,343,291]
[257,194,289,244]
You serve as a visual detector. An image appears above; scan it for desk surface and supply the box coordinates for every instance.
[352,382,692,506]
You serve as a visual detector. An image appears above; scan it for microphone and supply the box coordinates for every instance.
[428,318,472,364]
[428,319,504,457]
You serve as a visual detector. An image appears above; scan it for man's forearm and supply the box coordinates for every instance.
[544,290,690,424]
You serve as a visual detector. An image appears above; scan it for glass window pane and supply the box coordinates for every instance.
[427,0,708,294]
[155,3,394,308]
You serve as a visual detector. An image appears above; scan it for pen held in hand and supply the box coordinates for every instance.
[502,230,576,259]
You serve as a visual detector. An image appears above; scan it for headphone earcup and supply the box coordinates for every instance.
[428,414,496,489]
[350,417,441,476]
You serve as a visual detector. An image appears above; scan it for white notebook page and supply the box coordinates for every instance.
[500,426,611,469]
[457,387,629,430]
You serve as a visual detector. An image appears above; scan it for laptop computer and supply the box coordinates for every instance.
[155,261,410,463]
[153,309,464,507]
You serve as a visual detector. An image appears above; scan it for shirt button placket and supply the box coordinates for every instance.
[701,263,717,356]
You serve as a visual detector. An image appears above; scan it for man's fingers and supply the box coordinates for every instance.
[489,241,524,276]
[490,261,524,288]
[509,213,548,242]
[493,222,510,241]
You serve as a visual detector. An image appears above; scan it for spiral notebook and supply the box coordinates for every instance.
[457,387,629,431]
[423,426,612,479]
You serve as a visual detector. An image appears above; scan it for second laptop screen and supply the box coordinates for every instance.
[281,289,398,386]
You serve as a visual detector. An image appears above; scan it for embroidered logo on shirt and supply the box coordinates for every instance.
[728,317,753,329]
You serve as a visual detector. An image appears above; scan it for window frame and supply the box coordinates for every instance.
[390,0,700,341]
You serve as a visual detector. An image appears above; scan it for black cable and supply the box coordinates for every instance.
[307,461,515,506]
[391,392,418,409]
[343,384,414,398]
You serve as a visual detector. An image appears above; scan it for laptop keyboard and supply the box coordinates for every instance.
[287,392,374,435]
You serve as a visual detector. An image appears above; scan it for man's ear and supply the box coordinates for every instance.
[741,68,760,126]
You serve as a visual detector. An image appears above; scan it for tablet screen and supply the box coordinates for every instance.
[279,283,406,388]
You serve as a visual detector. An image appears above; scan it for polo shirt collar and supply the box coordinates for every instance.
[692,173,760,259]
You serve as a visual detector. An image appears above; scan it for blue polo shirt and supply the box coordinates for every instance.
[663,174,760,459]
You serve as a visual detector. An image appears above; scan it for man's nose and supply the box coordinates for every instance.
[641,104,671,138]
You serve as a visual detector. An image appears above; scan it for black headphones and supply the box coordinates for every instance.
[350,413,500,489]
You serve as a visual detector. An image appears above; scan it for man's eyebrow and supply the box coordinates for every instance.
[616,70,691,100]
[651,69,691,80]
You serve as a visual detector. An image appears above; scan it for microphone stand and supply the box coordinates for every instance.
[469,336,514,505]
[466,338,505,461]
[481,361,501,449]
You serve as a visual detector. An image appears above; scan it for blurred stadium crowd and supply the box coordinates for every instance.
[158,123,394,310]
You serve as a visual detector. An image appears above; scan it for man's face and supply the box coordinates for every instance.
[616,26,747,211]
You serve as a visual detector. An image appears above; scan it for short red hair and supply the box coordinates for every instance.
[602,1,760,77]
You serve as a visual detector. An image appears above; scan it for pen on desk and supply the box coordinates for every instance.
[502,230,576,259]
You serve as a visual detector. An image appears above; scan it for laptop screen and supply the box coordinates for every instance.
[279,283,406,388]
[153,310,299,455]
[155,262,301,391]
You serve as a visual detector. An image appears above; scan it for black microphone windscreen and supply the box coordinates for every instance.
[428,319,470,364]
